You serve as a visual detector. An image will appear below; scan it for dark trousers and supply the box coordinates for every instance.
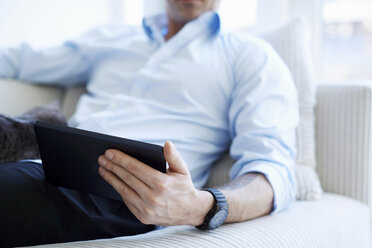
[0,162,155,247]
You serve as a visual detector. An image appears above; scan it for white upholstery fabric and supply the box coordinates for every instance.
[31,194,370,248]
[0,79,64,116]
[316,84,372,205]
[256,17,321,200]
[60,86,86,118]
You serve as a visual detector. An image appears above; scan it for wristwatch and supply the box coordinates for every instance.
[196,188,229,230]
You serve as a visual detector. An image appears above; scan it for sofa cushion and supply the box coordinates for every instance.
[60,86,86,118]
[0,79,64,116]
[32,193,369,248]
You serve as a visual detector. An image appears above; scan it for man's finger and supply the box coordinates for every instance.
[98,155,150,198]
[163,141,189,175]
[98,166,142,205]
[104,149,165,188]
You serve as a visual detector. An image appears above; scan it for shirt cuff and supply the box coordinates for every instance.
[230,160,296,214]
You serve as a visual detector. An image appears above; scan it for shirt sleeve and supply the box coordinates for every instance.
[228,38,299,213]
[0,24,137,86]
[0,42,93,86]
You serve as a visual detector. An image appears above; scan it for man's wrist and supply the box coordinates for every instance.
[189,190,214,226]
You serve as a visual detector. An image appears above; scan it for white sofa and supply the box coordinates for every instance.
[0,18,371,248]
[0,79,370,248]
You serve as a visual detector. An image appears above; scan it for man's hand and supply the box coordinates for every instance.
[97,141,213,226]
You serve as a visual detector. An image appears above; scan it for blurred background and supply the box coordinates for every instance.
[1,0,371,83]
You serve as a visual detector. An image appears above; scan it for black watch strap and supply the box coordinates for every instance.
[196,188,229,230]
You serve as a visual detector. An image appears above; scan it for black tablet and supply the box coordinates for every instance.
[34,121,166,201]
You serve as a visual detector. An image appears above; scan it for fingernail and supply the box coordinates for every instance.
[98,167,105,176]
[105,151,113,160]
[98,156,107,166]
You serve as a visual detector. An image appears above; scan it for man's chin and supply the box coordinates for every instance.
[177,8,205,22]
[176,0,202,3]
[169,0,208,23]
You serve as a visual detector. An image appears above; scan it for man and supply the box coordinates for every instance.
[0,0,298,246]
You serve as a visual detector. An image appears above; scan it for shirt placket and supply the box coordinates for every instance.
[129,13,217,97]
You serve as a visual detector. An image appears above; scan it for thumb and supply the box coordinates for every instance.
[164,141,189,175]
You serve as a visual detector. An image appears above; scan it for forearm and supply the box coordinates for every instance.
[219,173,274,223]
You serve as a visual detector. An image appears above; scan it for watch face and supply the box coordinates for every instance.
[209,209,228,229]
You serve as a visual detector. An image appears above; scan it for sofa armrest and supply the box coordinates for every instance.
[0,79,64,116]
[316,83,372,205]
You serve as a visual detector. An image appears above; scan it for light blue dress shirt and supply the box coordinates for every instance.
[0,11,298,213]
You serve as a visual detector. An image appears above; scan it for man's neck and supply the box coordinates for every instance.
[165,19,187,41]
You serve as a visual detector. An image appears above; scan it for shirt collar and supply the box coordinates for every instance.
[142,11,221,44]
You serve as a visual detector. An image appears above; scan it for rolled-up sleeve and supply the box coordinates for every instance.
[228,39,299,213]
